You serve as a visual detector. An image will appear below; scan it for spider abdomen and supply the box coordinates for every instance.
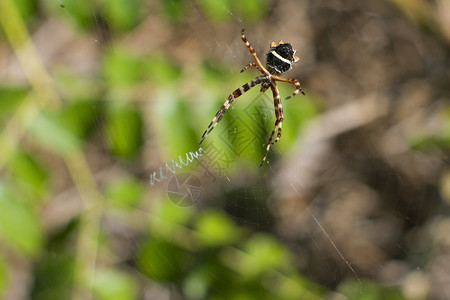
[266,43,296,74]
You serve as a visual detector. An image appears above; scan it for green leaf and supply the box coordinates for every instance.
[31,252,75,300]
[154,200,193,226]
[150,201,193,238]
[277,273,324,300]
[338,279,405,300]
[0,86,27,121]
[51,0,97,31]
[409,107,450,150]
[105,177,144,209]
[241,234,288,276]
[54,67,102,102]
[29,112,82,154]
[0,183,44,256]
[92,269,138,300]
[183,269,209,299]
[15,0,38,23]
[136,238,186,282]
[410,134,450,150]
[195,210,238,246]
[143,54,182,84]
[105,102,144,158]
[8,150,50,201]
[0,256,7,299]
[103,51,144,86]
[161,0,187,22]
[157,96,197,157]
[231,0,268,22]
[199,0,231,22]
[59,101,101,140]
[103,0,142,31]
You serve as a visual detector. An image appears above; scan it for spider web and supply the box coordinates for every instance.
[55,0,384,289]
[21,0,449,299]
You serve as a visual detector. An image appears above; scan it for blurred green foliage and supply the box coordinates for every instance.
[140,201,326,299]
[14,0,37,24]
[30,112,83,154]
[410,107,450,151]
[0,88,27,120]
[9,150,50,201]
[196,210,239,246]
[338,280,405,300]
[0,183,44,256]
[105,101,144,158]
[105,176,144,209]
[137,236,189,282]
[31,219,77,300]
[92,268,138,300]
[199,0,269,22]
[0,256,7,298]
[102,0,143,31]
[103,50,146,86]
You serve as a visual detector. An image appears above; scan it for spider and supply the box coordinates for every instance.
[199,29,305,167]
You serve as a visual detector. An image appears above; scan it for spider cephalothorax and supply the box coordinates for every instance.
[200,29,305,167]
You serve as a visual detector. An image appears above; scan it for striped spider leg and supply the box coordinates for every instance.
[272,75,305,99]
[259,81,283,167]
[199,29,305,167]
[199,76,267,145]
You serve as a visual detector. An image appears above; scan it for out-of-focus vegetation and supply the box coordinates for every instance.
[0,0,449,299]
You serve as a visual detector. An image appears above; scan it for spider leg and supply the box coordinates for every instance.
[273,76,305,98]
[286,78,305,99]
[273,102,283,144]
[241,29,271,76]
[260,83,283,168]
[200,77,264,145]
[240,62,265,73]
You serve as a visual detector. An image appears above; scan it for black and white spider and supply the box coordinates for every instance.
[200,29,305,167]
